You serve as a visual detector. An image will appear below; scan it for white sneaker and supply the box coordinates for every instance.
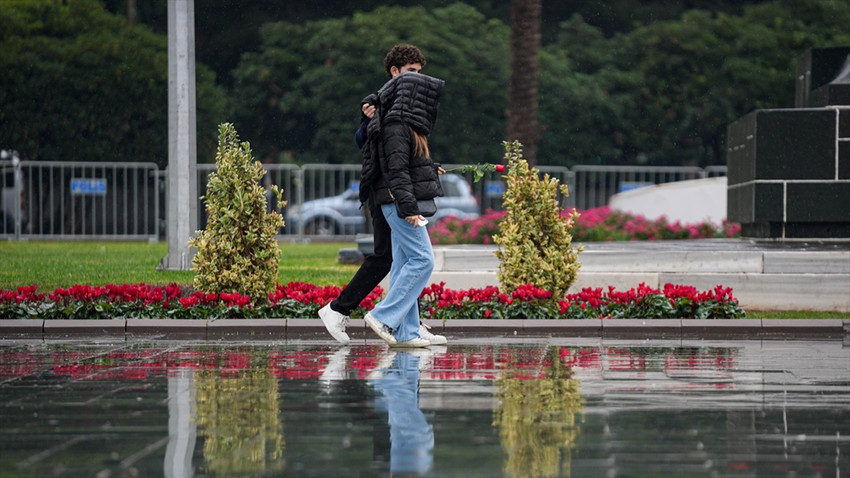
[319,304,350,344]
[364,312,397,345]
[391,337,431,348]
[418,322,447,345]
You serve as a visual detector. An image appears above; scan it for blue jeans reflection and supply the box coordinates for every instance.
[370,351,434,475]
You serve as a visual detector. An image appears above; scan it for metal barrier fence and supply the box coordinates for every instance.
[571,165,721,211]
[1,161,726,240]
[1,160,160,240]
[441,164,576,212]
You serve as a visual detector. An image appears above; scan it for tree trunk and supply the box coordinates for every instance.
[506,0,541,165]
[127,0,137,26]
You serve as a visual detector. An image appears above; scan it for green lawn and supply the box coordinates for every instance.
[0,241,359,291]
[1,241,847,319]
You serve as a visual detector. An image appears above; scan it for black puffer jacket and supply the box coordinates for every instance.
[359,72,445,218]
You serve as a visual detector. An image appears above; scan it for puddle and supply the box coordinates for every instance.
[1,338,848,477]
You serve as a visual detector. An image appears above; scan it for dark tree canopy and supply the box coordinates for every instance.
[2,0,847,169]
[229,4,510,165]
[0,0,226,167]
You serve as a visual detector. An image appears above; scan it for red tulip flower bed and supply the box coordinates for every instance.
[1,280,744,320]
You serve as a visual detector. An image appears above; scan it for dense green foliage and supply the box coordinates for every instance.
[539,0,850,166]
[189,124,284,304]
[101,0,775,84]
[231,0,850,167]
[2,0,848,169]
[230,4,509,165]
[0,0,225,167]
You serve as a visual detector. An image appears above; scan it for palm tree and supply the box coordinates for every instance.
[506,0,541,165]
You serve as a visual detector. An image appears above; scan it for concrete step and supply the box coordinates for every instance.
[433,241,850,275]
[424,240,850,312]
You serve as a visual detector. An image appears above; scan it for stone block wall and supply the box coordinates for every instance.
[727,47,850,239]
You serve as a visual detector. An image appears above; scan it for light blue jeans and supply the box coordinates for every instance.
[370,202,434,342]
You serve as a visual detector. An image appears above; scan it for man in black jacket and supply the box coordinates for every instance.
[319,44,446,346]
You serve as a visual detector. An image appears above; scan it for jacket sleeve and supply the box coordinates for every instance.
[381,122,419,218]
[356,93,378,149]
[355,118,369,150]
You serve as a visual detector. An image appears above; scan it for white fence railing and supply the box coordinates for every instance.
[1,160,726,240]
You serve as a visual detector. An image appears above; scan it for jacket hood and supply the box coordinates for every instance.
[375,72,445,136]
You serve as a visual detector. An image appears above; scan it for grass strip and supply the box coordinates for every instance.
[0,241,358,291]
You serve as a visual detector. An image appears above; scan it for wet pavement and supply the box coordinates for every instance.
[1,336,848,477]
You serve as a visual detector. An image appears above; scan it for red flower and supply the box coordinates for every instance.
[179,296,198,308]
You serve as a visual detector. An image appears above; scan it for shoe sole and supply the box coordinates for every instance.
[421,334,447,345]
[391,339,431,348]
[419,325,448,345]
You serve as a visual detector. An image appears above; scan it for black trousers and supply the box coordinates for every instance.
[331,202,392,315]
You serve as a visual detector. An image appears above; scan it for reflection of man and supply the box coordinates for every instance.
[370,350,435,475]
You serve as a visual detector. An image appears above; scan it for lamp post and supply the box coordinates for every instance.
[159,0,198,271]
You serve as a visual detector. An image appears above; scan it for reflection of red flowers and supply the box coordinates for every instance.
[0,344,738,384]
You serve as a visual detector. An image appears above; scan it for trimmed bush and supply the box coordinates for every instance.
[189,123,284,305]
[494,141,582,301]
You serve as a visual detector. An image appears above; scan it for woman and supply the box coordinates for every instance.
[361,70,445,347]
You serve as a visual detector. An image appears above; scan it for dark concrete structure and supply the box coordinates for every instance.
[727,47,850,239]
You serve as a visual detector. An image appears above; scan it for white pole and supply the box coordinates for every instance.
[159,0,198,271]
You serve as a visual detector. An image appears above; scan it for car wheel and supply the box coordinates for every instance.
[304,217,337,236]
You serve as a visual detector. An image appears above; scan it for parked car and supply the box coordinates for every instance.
[286,173,479,235]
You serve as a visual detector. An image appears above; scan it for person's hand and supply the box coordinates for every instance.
[362,103,376,119]
[406,215,425,227]
[437,166,446,175]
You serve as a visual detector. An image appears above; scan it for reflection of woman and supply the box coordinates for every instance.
[370,351,435,475]
[361,71,446,347]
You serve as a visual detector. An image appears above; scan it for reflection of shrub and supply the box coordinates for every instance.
[432,206,742,245]
[195,361,284,475]
[494,347,582,478]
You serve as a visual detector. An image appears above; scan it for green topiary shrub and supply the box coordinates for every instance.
[494,141,582,301]
[189,123,285,305]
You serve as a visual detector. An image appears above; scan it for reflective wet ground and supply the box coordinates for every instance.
[1,337,848,477]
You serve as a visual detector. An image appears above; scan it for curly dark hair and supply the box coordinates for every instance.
[383,44,426,77]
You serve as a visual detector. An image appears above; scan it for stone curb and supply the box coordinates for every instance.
[1,318,847,340]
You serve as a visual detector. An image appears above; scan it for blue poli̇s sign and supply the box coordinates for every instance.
[71,178,107,196]
[484,180,504,198]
